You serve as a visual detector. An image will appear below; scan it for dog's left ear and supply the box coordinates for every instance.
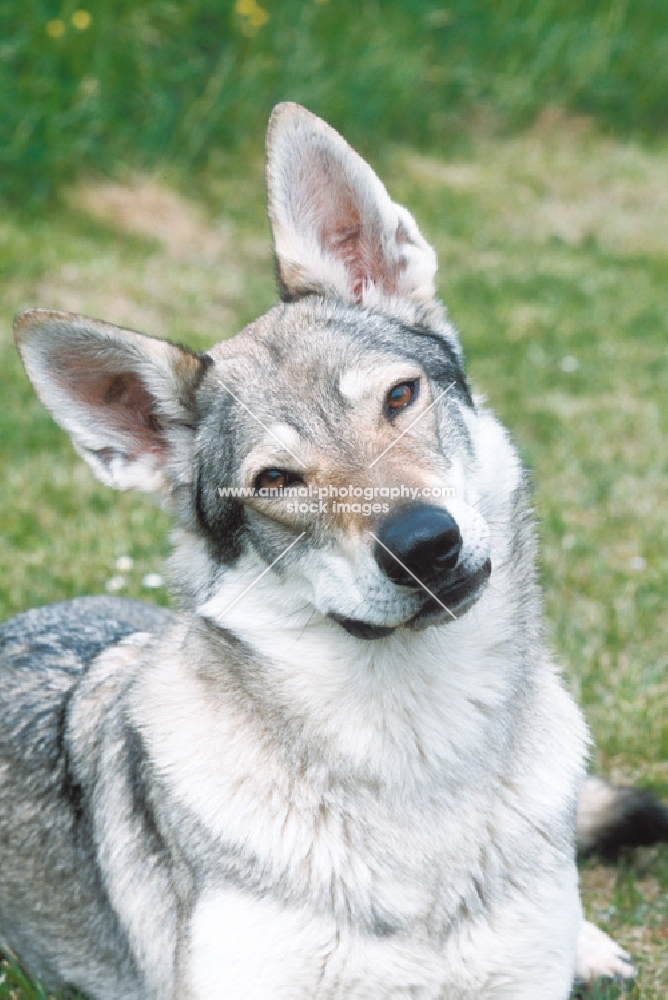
[266,103,437,306]
[14,309,208,495]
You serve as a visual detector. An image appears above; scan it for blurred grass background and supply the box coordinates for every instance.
[0,1,667,998]
[2,0,668,205]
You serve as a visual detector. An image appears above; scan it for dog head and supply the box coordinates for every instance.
[15,104,504,639]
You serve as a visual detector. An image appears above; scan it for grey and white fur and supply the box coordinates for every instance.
[2,103,666,999]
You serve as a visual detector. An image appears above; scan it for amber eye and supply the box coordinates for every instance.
[385,380,419,418]
[254,469,303,494]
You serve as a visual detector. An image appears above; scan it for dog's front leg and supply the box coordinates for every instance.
[574,920,635,984]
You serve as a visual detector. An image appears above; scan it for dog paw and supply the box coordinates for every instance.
[574,920,636,983]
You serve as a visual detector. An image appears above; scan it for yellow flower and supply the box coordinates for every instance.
[72,10,92,31]
[250,6,268,27]
[235,0,269,33]
[46,18,66,38]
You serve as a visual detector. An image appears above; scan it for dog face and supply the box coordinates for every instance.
[194,299,492,636]
[14,104,497,639]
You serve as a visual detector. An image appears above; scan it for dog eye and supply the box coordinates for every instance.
[254,469,304,494]
[385,380,419,418]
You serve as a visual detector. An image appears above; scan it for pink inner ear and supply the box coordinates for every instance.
[298,149,397,303]
[53,351,165,457]
[101,373,165,453]
[322,220,366,302]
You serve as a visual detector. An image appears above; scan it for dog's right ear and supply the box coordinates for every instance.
[266,103,437,307]
[14,309,209,494]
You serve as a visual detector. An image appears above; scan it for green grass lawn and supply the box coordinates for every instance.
[3,0,668,206]
[0,117,666,997]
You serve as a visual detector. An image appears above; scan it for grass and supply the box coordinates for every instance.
[2,0,668,206]
[1,117,666,996]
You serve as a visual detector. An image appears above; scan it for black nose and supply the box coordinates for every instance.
[373,504,462,587]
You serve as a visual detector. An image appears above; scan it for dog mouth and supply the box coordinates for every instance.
[330,559,492,640]
[413,558,492,622]
[329,615,398,640]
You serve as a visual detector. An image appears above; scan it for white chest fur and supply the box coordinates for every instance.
[134,610,584,999]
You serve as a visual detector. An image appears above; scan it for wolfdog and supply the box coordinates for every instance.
[2,103,666,999]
